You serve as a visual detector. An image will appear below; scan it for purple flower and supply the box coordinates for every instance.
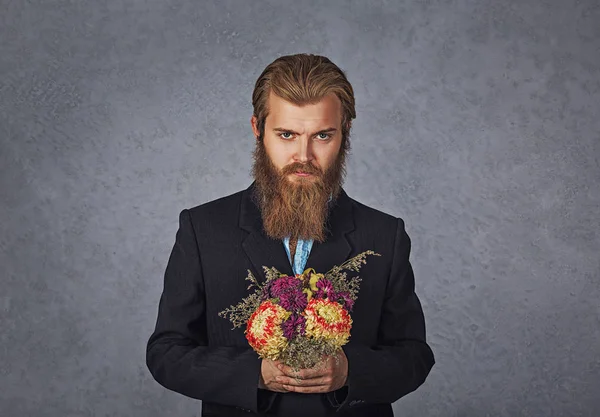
[281,314,306,340]
[263,276,307,312]
[271,277,302,297]
[332,291,355,311]
[260,281,274,301]
[316,278,334,292]
[261,276,300,301]
[314,278,334,299]
[278,288,308,312]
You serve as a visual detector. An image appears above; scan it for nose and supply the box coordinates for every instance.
[294,136,313,164]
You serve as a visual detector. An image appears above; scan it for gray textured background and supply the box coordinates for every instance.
[1,0,599,416]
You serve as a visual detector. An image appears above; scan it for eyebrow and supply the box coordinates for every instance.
[272,127,338,135]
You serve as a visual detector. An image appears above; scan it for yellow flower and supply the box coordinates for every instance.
[298,268,314,282]
[245,301,291,359]
[304,299,352,348]
[309,273,323,292]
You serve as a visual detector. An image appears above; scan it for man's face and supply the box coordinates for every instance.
[249,91,349,242]
[251,91,344,184]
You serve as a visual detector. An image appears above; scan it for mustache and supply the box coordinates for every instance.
[281,162,322,176]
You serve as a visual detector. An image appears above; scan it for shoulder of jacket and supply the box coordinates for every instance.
[349,196,404,229]
[184,187,245,220]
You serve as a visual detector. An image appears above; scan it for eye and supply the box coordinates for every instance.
[316,133,331,140]
[279,132,294,140]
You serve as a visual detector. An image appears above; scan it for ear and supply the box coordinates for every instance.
[251,115,260,140]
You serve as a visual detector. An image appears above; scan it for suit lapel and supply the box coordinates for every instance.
[239,181,355,280]
[304,188,354,274]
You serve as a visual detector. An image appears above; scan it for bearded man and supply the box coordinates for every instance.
[146,53,435,417]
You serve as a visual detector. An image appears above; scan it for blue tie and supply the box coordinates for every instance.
[283,237,314,275]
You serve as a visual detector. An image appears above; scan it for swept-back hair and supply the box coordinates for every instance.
[252,53,356,149]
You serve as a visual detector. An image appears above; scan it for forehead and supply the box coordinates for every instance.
[266,91,342,128]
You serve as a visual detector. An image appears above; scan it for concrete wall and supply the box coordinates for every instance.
[1,1,599,416]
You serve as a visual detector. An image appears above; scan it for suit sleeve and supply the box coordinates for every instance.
[327,217,435,412]
[146,209,278,413]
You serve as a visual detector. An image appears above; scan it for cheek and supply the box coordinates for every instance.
[317,148,339,168]
[266,141,291,168]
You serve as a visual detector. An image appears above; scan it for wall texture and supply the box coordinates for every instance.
[1,0,599,416]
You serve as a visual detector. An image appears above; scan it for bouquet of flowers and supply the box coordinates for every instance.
[218,250,380,370]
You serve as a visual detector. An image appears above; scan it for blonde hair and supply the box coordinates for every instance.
[252,53,356,149]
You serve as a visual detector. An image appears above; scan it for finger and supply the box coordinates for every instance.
[282,384,328,394]
[268,361,283,373]
[279,364,330,380]
[265,381,290,393]
[276,375,331,387]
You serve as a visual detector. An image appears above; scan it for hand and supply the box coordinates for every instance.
[260,359,290,393]
[275,350,348,394]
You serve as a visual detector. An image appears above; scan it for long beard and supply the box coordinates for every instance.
[251,140,347,242]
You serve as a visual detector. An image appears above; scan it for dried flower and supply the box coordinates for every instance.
[219,250,381,368]
[304,298,352,348]
[278,288,308,312]
[332,290,355,311]
[245,300,290,359]
[314,278,334,299]
[281,313,306,339]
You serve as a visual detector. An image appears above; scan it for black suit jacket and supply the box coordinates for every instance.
[146,182,435,416]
